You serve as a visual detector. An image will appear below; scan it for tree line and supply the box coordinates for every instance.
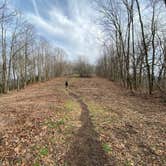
[96,0,166,95]
[0,1,68,94]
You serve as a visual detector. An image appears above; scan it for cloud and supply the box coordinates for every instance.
[19,0,104,63]
[31,0,40,17]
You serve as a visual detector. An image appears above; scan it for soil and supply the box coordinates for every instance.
[0,77,165,166]
[69,77,166,166]
[65,91,110,166]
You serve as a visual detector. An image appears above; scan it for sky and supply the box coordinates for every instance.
[6,0,104,63]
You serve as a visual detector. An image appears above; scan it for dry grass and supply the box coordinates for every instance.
[0,77,165,165]
[0,78,81,166]
[69,77,166,165]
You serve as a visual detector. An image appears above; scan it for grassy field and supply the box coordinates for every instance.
[0,77,165,166]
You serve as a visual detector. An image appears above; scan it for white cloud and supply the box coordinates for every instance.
[25,0,104,63]
[32,0,40,17]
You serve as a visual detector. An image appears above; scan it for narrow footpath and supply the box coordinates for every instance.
[65,91,111,166]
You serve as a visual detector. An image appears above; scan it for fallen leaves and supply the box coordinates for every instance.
[0,77,165,165]
[0,78,82,165]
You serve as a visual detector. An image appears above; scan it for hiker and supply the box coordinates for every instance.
[65,80,68,88]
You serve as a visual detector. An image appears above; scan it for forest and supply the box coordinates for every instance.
[96,0,166,95]
[0,0,166,166]
[0,0,166,96]
[0,1,68,94]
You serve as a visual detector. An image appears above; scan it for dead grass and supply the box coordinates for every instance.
[0,77,165,165]
[0,78,81,166]
[69,77,166,165]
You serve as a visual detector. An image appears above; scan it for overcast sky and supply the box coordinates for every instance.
[6,0,104,63]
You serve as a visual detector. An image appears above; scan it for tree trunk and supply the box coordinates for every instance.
[136,0,152,94]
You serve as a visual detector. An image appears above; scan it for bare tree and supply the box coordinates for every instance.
[96,0,166,95]
[0,2,69,94]
[74,56,94,77]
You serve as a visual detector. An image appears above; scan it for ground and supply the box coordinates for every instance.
[0,77,165,166]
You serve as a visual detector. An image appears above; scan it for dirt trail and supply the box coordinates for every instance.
[0,77,165,165]
[69,77,166,165]
[65,91,110,166]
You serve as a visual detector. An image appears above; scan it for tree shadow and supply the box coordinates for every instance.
[64,92,113,166]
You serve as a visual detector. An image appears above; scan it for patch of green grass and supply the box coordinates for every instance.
[87,101,116,124]
[87,101,108,122]
[65,100,75,111]
[15,158,22,165]
[33,157,40,166]
[56,119,65,126]
[46,121,57,128]
[102,143,112,153]
[45,119,65,129]
[63,162,68,166]
[64,99,81,112]
[39,147,48,156]
[124,160,134,166]
[33,162,40,166]
[87,101,104,114]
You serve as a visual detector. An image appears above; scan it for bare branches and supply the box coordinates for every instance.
[96,0,166,95]
[0,2,69,94]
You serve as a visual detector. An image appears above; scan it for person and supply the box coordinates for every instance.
[65,80,68,88]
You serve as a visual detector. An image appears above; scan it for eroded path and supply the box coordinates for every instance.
[65,91,110,166]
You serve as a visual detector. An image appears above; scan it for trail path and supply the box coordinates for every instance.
[65,91,110,166]
[68,77,166,165]
[0,77,165,165]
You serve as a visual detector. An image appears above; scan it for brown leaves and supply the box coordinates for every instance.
[0,78,82,165]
